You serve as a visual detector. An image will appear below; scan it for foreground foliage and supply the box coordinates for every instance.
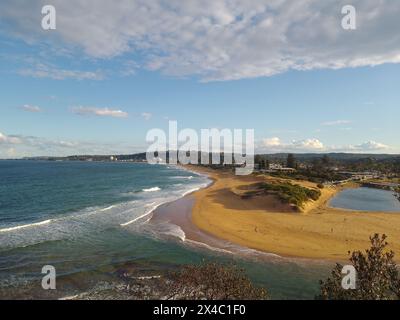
[318,234,400,300]
[163,262,269,300]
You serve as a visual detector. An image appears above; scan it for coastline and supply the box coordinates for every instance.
[165,165,400,262]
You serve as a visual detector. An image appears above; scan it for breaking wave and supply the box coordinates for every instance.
[0,219,52,233]
[142,187,161,192]
[0,171,211,250]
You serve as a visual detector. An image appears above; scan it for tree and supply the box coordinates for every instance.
[163,262,268,300]
[286,154,296,169]
[322,155,330,166]
[318,234,400,300]
[312,158,323,172]
[255,154,262,166]
[265,159,270,169]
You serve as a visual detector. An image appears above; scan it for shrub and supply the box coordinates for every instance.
[163,262,269,300]
[318,234,400,300]
[259,182,321,209]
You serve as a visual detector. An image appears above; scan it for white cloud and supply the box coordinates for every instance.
[6,147,17,157]
[21,104,42,113]
[121,60,139,76]
[72,106,129,118]
[141,112,152,120]
[261,137,324,152]
[0,131,394,158]
[0,132,22,145]
[259,137,391,153]
[292,139,324,150]
[0,132,145,158]
[263,137,281,147]
[2,0,400,81]
[18,63,104,81]
[321,120,352,126]
[351,140,390,151]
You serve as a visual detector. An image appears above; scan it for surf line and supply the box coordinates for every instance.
[120,202,163,227]
[0,219,52,233]
[120,212,151,227]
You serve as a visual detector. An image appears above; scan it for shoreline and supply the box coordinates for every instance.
[150,190,328,266]
[150,167,304,263]
[163,165,400,262]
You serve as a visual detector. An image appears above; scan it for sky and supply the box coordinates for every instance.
[1,0,400,158]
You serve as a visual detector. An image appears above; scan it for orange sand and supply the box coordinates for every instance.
[188,166,400,261]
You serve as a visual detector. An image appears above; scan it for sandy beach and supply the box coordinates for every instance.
[182,166,400,261]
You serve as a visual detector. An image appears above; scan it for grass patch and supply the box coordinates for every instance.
[247,182,321,209]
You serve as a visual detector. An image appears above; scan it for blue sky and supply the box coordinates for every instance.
[1,1,400,157]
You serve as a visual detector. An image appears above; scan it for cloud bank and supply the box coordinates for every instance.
[18,63,104,81]
[0,131,143,158]
[1,0,400,81]
[0,132,22,145]
[0,130,393,158]
[260,137,390,153]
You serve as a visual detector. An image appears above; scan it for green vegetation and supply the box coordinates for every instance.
[163,262,269,300]
[269,169,347,184]
[318,234,400,300]
[346,157,400,174]
[286,153,297,169]
[78,262,269,300]
[255,155,269,169]
[256,182,321,209]
[254,154,400,182]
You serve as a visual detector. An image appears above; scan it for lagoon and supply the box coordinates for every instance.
[329,187,400,212]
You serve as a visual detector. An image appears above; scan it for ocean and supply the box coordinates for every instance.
[0,160,330,299]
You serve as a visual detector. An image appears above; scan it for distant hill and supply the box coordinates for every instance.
[259,153,400,162]
[22,153,148,162]
[19,152,400,164]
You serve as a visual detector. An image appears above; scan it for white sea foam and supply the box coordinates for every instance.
[100,204,117,212]
[0,219,52,233]
[185,239,234,255]
[171,176,193,180]
[120,200,165,227]
[142,187,161,192]
[181,187,201,197]
[0,165,212,250]
[120,212,153,227]
[161,224,186,242]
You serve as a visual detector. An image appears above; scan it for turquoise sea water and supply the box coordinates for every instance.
[329,187,400,212]
[0,160,330,299]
